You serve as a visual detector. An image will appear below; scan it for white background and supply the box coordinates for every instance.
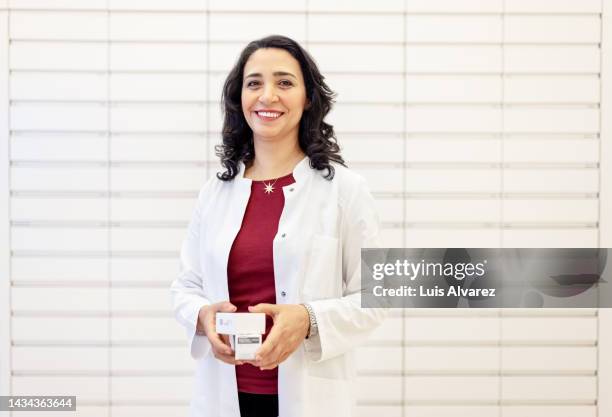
[1,0,612,416]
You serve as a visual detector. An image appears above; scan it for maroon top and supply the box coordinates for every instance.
[227,172,296,395]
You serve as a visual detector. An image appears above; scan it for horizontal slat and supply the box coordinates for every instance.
[308,0,402,12]
[502,406,596,417]
[404,376,498,401]
[12,376,109,401]
[502,317,597,342]
[504,46,600,73]
[405,346,499,372]
[11,135,108,160]
[14,407,108,417]
[208,0,305,12]
[12,197,108,221]
[406,46,501,73]
[112,376,191,401]
[10,256,180,283]
[341,137,404,163]
[12,317,109,342]
[403,346,596,373]
[11,103,107,131]
[209,13,306,41]
[112,406,190,417]
[405,317,499,342]
[12,287,110,311]
[356,406,402,417]
[111,257,179,282]
[111,73,206,101]
[504,0,601,13]
[327,73,404,103]
[404,169,501,193]
[406,107,501,132]
[404,0,503,13]
[505,16,600,44]
[405,16,501,43]
[12,227,108,251]
[9,10,107,40]
[504,75,600,103]
[111,228,185,251]
[112,346,192,372]
[10,41,107,70]
[503,169,598,193]
[505,108,599,133]
[405,228,500,247]
[108,0,206,11]
[12,257,109,281]
[503,229,598,247]
[112,136,207,161]
[504,139,598,163]
[406,139,499,162]
[111,167,205,191]
[110,12,206,41]
[328,104,405,133]
[112,288,173,312]
[405,199,500,222]
[403,406,498,417]
[502,199,598,223]
[406,75,500,103]
[8,0,107,10]
[13,346,109,371]
[111,197,195,221]
[502,376,596,401]
[308,44,404,73]
[308,15,403,43]
[112,317,183,342]
[502,346,597,372]
[111,104,206,132]
[11,72,107,100]
[111,43,207,71]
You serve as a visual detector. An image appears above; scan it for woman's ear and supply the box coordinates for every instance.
[304,99,311,110]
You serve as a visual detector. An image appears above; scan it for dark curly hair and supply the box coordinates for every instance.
[215,34,345,181]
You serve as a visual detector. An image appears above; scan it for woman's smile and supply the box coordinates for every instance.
[254,110,284,122]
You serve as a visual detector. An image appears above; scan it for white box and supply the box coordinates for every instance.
[215,313,266,360]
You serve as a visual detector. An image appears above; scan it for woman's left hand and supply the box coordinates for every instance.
[247,303,310,370]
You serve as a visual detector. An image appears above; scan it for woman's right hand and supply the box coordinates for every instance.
[198,301,244,365]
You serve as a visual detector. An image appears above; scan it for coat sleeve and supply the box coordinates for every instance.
[303,175,390,362]
[169,179,214,360]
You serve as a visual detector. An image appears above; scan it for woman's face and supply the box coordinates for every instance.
[241,47,309,144]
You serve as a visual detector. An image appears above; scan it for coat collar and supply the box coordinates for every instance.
[236,155,311,185]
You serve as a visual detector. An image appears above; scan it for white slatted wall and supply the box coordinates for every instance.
[1,1,612,416]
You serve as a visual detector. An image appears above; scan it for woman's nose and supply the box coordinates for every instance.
[258,85,278,103]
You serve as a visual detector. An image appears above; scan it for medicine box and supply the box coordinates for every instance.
[216,313,266,360]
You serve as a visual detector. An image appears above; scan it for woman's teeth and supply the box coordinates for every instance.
[257,111,282,118]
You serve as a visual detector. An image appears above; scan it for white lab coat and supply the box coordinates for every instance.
[170,156,387,417]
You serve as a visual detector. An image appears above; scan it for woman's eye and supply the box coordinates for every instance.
[279,80,293,87]
[246,81,260,87]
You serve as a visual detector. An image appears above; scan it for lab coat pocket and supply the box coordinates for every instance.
[302,234,340,301]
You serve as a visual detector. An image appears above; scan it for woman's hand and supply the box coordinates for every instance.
[198,301,245,365]
[247,303,310,370]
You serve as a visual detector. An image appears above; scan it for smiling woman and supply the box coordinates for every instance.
[170,35,387,417]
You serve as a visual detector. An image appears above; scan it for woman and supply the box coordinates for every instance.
[170,35,386,417]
